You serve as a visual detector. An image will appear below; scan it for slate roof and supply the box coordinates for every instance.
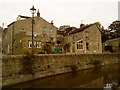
[103,38,120,43]
[69,24,94,34]
[63,23,95,36]
[18,15,31,19]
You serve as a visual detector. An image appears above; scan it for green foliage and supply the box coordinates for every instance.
[42,43,53,54]
[38,49,46,54]
[108,21,120,39]
[95,22,110,43]
[57,40,62,44]
[22,53,35,74]
[70,65,78,72]
[89,59,102,67]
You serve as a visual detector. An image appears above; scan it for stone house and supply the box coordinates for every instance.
[102,38,120,53]
[2,10,57,55]
[63,23,102,54]
[0,27,3,53]
[57,26,77,53]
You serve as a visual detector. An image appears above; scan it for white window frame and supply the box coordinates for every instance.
[28,41,32,48]
[29,41,41,48]
[36,41,41,48]
[77,40,83,49]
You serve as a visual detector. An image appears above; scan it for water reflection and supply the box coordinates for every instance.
[8,64,120,88]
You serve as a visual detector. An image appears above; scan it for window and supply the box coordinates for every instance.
[86,42,89,50]
[34,41,37,47]
[49,28,53,35]
[50,37,53,41]
[86,31,89,38]
[29,41,41,48]
[29,41,32,48]
[36,41,41,48]
[77,40,83,49]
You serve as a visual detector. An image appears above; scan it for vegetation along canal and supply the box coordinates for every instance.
[6,64,120,88]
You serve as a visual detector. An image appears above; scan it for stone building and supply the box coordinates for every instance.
[63,23,102,54]
[102,38,120,53]
[118,1,120,20]
[2,10,57,55]
[0,27,2,53]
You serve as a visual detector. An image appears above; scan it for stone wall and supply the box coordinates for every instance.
[2,54,120,87]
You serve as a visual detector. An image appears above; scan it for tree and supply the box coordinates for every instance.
[108,20,120,39]
[95,22,110,43]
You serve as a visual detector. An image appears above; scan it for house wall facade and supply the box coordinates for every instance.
[2,14,57,55]
[103,38,120,53]
[63,24,102,54]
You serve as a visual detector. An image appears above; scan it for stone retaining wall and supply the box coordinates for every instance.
[2,54,120,87]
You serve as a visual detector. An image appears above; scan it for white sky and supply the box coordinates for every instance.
[0,0,119,29]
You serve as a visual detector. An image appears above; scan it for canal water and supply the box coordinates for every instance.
[8,64,120,88]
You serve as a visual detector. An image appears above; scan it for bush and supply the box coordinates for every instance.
[57,40,62,44]
[42,43,53,54]
[38,50,46,54]
[22,53,35,74]
[89,59,102,67]
[70,65,78,72]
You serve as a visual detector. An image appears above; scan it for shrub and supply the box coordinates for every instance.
[70,65,78,72]
[57,40,62,44]
[89,59,102,67]
[42,43,53,54]
[22,53,35,74]
[38,50,46,54]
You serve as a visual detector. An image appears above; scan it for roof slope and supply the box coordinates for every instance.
[63,23,96,36]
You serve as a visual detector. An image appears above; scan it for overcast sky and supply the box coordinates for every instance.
[0,0,119,29]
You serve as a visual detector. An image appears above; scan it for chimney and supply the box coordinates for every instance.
[80,24,85,28]
[51,20,54,25]
[37,9,40,17]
